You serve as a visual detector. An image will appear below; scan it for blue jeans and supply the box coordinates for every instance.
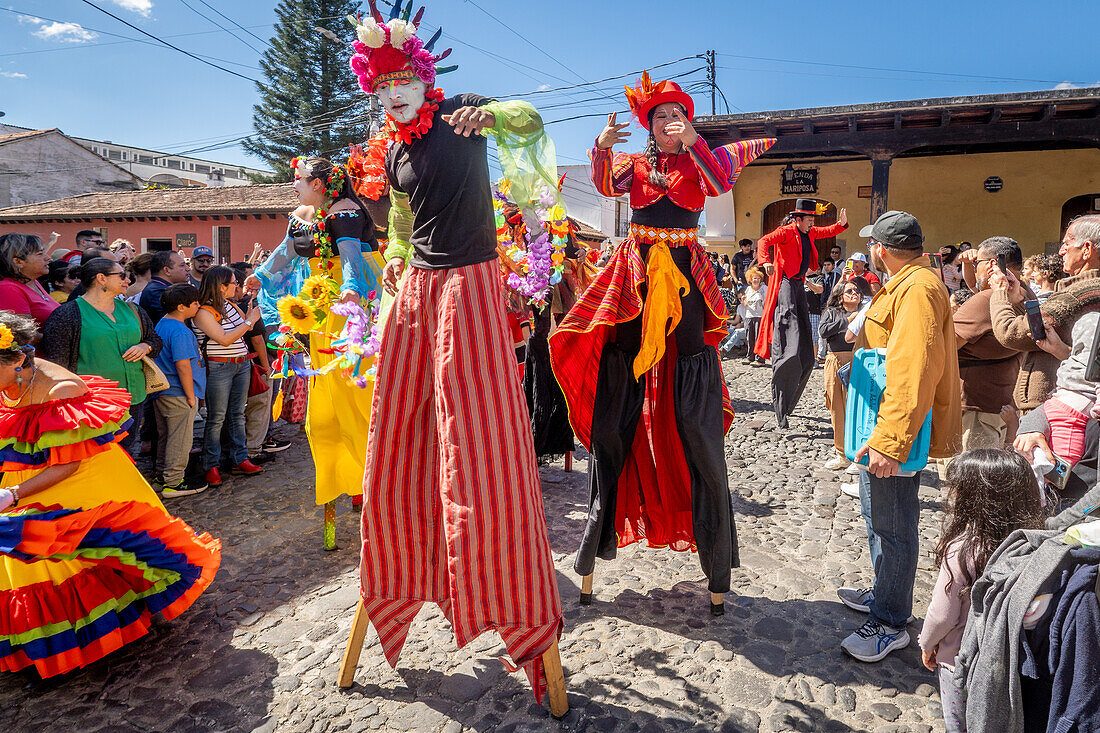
[203,360,249,470]
[119,396,145,456]
[858,468,921,629]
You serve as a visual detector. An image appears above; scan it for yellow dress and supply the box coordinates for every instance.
[306,253,383,506]
[0,376,220,677]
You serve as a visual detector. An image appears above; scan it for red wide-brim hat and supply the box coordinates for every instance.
[625,72,695,131]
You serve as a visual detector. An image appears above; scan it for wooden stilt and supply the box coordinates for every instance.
[563,451,573,472]
[579,573,593,605]
[541,639,569,717]
[323,501,337,551]
[337,599,370,688]
[710,591,725,617]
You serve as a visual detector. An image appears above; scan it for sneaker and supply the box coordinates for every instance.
[205,467,222,487]
[824,453,848,471]
[837,586,874,613]
[249,452,276,465]
[845,462,861,475]
[841,619,910,662]
[231,459,264,475]
[838,588,918,624]
[262,438,292,454]
[840,482,861,499]
[162,480,209,498]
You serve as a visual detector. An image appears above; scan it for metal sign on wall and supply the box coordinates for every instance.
[781,165,819,195]
[984,176,1004,193]
[176,233,197,249]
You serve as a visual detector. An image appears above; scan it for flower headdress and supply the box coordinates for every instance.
[623,71,695,131]
[347,0,457,94]
[0,325,16,351]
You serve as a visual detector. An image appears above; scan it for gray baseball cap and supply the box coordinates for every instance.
[858,210,924,250]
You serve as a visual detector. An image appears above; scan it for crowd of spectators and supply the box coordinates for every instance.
[0,230,290,498]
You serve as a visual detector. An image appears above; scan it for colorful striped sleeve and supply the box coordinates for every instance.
[589,143,634,197]
[688,137,778,196]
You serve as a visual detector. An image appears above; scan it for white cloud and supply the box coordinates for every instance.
[537,84,551,91]
[31,21,98,43]
[1054,81,1079,90]
[110,0,154,16]
[0,71,28,79]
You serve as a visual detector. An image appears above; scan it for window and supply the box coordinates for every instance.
[108,150,122,161]
[138,155,155,165]
[194,164,211,174]
[167,159,182,170]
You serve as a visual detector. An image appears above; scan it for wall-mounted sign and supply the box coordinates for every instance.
[857,186,873,199]
[176,233,197,249]
[781,164,819,195]
[983,176,1004,193]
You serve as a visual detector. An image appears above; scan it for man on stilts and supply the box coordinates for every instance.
[754,199,848,428]
[342,1,564,705]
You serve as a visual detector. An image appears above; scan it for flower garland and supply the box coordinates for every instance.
[289,157,347,260]
[347,137,390,201]
[493,180,570,308]
[384,87,445,145]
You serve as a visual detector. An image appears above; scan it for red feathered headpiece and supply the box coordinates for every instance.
[624,71,695,130]
[347,0,455,93]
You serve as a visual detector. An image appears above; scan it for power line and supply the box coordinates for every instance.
[463,0,587,84]
[177,0,265,55]
[493,55,703,99]
[78,0,260,83]
[190,0,270,48]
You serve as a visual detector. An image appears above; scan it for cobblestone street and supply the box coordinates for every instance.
[1,359,950,733]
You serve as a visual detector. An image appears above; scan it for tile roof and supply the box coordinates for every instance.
[0,129,58,147]
[0,183,297,221]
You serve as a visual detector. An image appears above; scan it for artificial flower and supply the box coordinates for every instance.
[356,18,386,48]
[278,295,318,335]
[0,325,13,350]
[302,274,335,305]
[387,19,416,49]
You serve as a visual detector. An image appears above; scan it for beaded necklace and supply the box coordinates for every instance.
[290,158,348,260]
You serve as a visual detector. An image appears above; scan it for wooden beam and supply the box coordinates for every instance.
[988,107,1002,124]
[849,117,858,133]
[893,112,903,130]
[870,157,893,221]
[802,121,814,135]
[941,110,951,126]
[764,123,778,138]
[1040,104,1055,122]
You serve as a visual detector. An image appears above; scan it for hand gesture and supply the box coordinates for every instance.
[663,107,698,147]
[338,290,360,305]
[838,208,848,228]
[243,274,261,295]
[442,107,495,137]
[596,112,631,150]
[246,306,262,324]
[121,342,151,362]
[1014,431,1055,465]
[383,257,405,296]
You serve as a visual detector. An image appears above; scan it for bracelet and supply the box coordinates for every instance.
[10,486,19,507]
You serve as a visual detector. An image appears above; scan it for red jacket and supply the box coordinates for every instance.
[753,221,848,359]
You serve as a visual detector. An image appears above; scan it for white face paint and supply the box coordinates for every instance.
[375,78,428,124]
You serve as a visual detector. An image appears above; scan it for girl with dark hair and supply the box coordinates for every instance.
[41,258,162,455]
[0,233,57,329]
[939,245,963,292]
[819,276,874,474]
[124,251,155,303]
[918,448,1045,733]
[244,155,382,528]
[0,309,220,678]
[44,259,79,303]
[192,265,262,487]
[549,72,775,614]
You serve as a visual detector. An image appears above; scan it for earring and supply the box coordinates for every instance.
[14,366,22,386]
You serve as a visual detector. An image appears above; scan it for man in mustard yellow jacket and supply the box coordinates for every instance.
[836,210,962,663]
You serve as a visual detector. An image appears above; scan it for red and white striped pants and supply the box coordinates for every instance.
[359,259,562,700]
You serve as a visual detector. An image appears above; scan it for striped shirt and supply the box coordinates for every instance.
[192,303,248,358]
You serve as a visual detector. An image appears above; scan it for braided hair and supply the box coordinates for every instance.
[643,104,688,190]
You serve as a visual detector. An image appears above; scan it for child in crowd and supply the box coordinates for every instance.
[919,448,1046,733]
[153,284,208,498]
[741,266,767,365]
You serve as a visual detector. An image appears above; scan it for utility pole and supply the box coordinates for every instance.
[705,49,716,115]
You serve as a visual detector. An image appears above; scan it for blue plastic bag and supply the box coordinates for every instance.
[844,347,932,474]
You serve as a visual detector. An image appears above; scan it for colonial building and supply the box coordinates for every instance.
[0,128,143,208]
[0,123,270,188]
[694,87,1100,258]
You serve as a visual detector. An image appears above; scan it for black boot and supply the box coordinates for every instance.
[673,349,739,602]
[574,343,645,590]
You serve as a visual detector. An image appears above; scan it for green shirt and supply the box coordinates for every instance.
[75,297,146,404]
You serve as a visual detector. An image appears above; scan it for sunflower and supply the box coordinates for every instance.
[301,274,334,305]
[278,295,318,334]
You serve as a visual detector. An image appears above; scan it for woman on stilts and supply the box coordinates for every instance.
[549,73,774,615]
[245,157,383,549]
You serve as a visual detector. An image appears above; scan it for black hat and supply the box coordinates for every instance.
[791,199,821,216]
[859,210,924,250]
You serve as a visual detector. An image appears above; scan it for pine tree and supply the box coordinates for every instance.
[244,0,369,181]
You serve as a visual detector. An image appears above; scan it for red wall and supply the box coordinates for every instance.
[0,216,289,263]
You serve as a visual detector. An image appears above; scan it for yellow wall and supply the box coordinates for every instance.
[722,148,1100,257]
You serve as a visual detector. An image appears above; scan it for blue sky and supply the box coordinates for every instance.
[1,0,1096,173]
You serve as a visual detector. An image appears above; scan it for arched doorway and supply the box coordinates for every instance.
[1062,194,1100,236]
[761,198,839,261]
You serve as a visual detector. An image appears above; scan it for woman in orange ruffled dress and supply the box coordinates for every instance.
[0,311,220,677]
